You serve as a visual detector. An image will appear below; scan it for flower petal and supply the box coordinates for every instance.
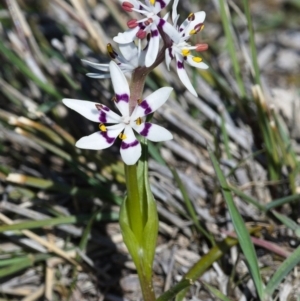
[186,56,209,69]
[172,0,180,25]
[109,61,130,117]
[145,24,160,67]
[133,122,173,141]
[113,27,139,44]
[155,17,180,43]
[63,99,120,123]
[175,54,197,96]
[118,42,138,62]
[82,59,109,71]
[131,87,173,119]
[165,47,174,71]
[180,11,206,37]
[153,0,170,14]
[86,73,112,79]
[75,124,124,150]
[120,126,141,165]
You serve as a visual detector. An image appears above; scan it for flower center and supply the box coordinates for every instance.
[122,116,131,125]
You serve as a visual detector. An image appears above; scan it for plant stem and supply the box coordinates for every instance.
[124,164,143,242]
[139,270,156,301]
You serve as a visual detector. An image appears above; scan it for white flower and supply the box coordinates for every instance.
[82,42,145,79]
[113,0,179,67]
[165,0,209,96]
[63,61,173,165]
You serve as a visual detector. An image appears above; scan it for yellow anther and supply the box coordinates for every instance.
[149,0,156,5]
[107,43,113,54]
[181,49,190,56]
[112,96,117,102]
[135,117,142,125]
[189,29,197,35]
[192,56,203,63]
[119,133,127,140]
[188,13,195,21]
[99,124,107,132]
[137,99,142,105]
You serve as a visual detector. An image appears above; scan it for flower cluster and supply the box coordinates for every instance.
[63,0,208,165]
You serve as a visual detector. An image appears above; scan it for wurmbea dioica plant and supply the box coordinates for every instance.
[63,1,208,299]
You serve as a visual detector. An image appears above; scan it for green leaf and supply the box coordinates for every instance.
[156,237,238,301]
[119,196,140,267]
[208,147,264,300]
[272,211,300,238]
[138,137,158,279]
[202,282,235,301]
[265,244,300,297]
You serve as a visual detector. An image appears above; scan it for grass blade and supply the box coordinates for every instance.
[208,146,264,300]
[202,281,235,301]
[265,245,300,297]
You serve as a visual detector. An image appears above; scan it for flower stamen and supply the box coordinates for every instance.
[122,1,134,12]
[188,13,195,21]
[119,132,127,140]
[135,117,142,125]
[181,49,190,56]
[99,124,107,132]
[192,56,202,63]
[127,19,138,29]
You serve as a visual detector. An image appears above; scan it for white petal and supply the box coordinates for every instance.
[86,73,111,79]
[186,56,209,69]
[153,0,170,14]
[131,87,173,119]
[133,122,173,141]
[163,12,170,21]
[120,126,141,165]
[165,47,173,71]
[155,17,180,43]
[63,98,122,123]
[175,54,197,97]
[113,27,139,44]
[119,42,138,62]
[75,124,124,150]
[172,0,179,24]
[109,61,130,117]
[180,11,206,37]
[82,59,109,71]
[145,24,160,67]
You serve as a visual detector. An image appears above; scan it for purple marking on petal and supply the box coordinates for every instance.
[139,100,152,115]
[156,0,166,9]
[151,29,159,37]
[158,18,166,28]
[177,61,184,69]
[139,23,146,30]
[102,106,109,111]
[139,123,152,137]
[99,111,107,123]
[116,93,129,103]
[121,139,139,149]
[100,131,115,144]
[179,28,183,32]
[168,47,174,59]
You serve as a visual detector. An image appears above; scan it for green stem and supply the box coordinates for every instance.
[124,164,144,242]
[139,271,156,301]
